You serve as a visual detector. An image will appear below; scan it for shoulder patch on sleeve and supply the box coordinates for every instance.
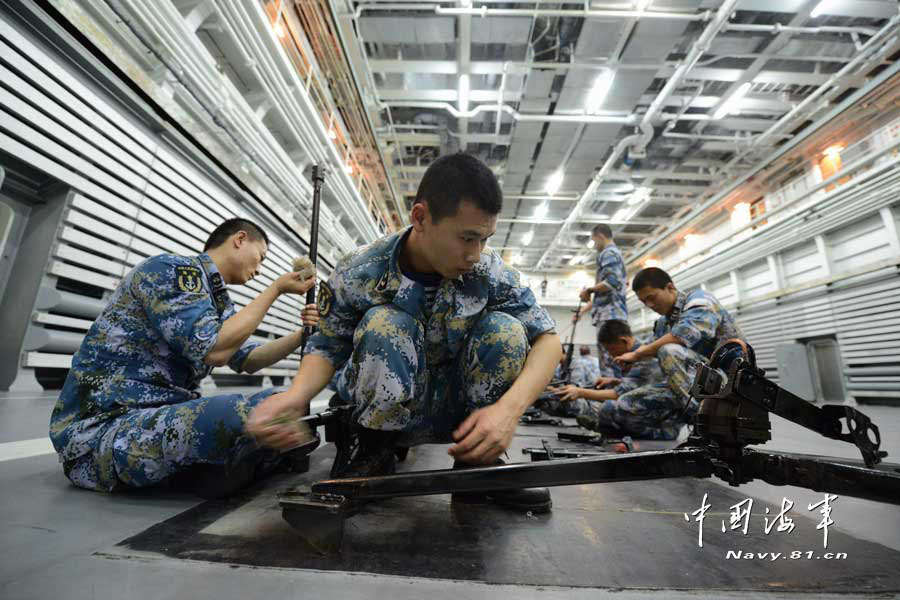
[317,281,334,317]
[684,298,714,311]
[174,265,204,293]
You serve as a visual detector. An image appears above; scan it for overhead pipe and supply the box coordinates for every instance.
[324,0,403,223]
[217,0,381,243]
[724,23,879,37]
[634,0,740,155]
[380,101,636,124]
[115,0,371,251]
[110,1,342,244]
[351,4,709,21]
[533,0,740,269]
[628,14,900,266]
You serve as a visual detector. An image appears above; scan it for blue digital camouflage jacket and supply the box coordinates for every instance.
[652,289,743,360]
[49,253,260,463]
[305,227,556,370]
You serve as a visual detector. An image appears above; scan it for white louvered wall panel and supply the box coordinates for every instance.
[0,16,325,380]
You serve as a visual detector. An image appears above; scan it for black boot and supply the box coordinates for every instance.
[451,459,552,513]
[576,414,626,438]
[330,427,398,479]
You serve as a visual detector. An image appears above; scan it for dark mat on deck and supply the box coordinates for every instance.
[110,423,900,593]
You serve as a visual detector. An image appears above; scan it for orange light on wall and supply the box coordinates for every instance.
[644,258,661,268]
[819,144,844,191]
[731,202,752,229]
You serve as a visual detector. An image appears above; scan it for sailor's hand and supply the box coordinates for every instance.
[579,288,592,303]
[594,376,621,388]
[448,402,518,465]
[246,392,310,450]
[300,303,319,327]
[552,384,582,402]
[275,269,316,296]
[614,351,640,367]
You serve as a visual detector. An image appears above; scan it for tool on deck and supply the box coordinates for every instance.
[278,341,900,554]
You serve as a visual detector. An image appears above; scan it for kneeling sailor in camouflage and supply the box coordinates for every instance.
[49,219,317,496]
[548,321,664,426]
[606,267,744,440]
[248,153,562,512]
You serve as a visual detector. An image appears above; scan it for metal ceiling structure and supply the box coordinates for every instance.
[326,0,900,271]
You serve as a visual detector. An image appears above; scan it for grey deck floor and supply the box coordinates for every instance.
[1,387,898,600]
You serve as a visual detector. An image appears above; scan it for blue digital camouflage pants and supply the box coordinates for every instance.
[63,388,277,490]
[335,306,528,445]
[576,343,706,440]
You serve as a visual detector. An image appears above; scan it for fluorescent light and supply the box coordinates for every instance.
[644,258,661,268]
[274,23,286,38]
[328,128,337,140]
[458,74,470,113]
[628,186,651,206]
[533,203,549,219]
[546,170,564,195]
[811,0,836,18]
[612,207,631,221]
[569,255,582,265]
[586,69,615,114]
[343,163,353,175]
[713,81,753,120]
[511,253,523,265]
[594,213,610,220]
[586,239,595,248]
[522,230,534,246]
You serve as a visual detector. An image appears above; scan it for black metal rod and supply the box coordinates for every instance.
[311,448,713,500]
[744,449,900,505]
[300,165,324,357]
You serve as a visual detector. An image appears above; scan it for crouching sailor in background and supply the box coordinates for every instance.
[581,268,744,440]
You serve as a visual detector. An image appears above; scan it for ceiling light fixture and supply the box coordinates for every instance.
[811,0,837,18]
[546,170,564,195]
[458,74,470,113]
[644,258,661,268]
[713,81,753,120]
[612,207,631,222]
[522,230,534,246]
[586,239,595,248]
[586,69,615,114]
[627,186,652,206]
[534,203,549,219]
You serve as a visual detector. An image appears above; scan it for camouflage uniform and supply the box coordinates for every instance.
[49,253,272,492]
[559,337,663,421]
[590,243,628,376]
[305,228,556,445]
[593,289,743,440]
[569,354,601,389]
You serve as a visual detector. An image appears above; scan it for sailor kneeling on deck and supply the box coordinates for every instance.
[49,219,318,497]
